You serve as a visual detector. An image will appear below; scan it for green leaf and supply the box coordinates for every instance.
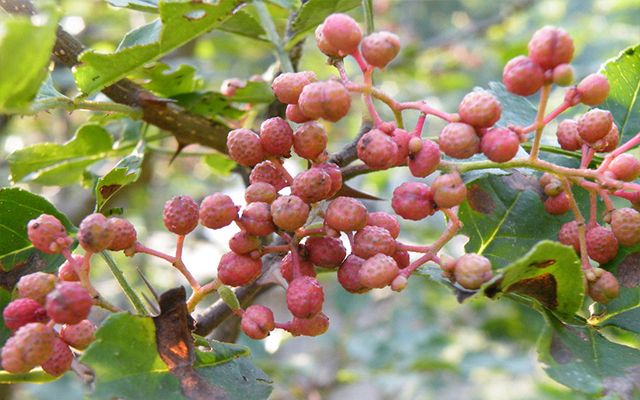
[0,369,60,384]
[487,82,538,128]
[484,241,584,316]
[75,0,242,94]
[107,0,158,12]
[600,45,640,144]
[230,81,275,103]
[80,313,272,400]
[0,13,59,110]
[8,124,115,186]
[172,92,244,120]
[218,10,267,41]
[204,153,236,176]
[265,0,299,9]
[131,63,202,97]
[538,311,640,398]
[94,143,145,212]
[287,0,361,49]
[0,188,74,272]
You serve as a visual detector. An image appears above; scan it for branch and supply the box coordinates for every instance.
[329,122,372,167]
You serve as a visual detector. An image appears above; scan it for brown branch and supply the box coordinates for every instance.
[328,122,372,167]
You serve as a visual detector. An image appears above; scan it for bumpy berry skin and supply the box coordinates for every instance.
[503,56,544,96]
[305,236,346,268]
[367,212,400,239]
[293,122,328,160]
[271,71,317,104]
[162,196,199,236]
[408,139,440,177]
[46,283,93,325]
[453,254,492,290]
[60,320,96,350]
[298,81,351,122]
[591,124,619,153]
[325,197,367,232]
[286,104,312,123]
[78,213,115,253]
[291,168,333,204]
[358,254,399,289]
[357,129,399,170]
[3,298,48,330]
[577,109,613,143]
[586,226,619,264]
[58,256,82,282]
[280,253,316,282]
[316,163,343,197]
[241,305,275,340]
[227,128,265,167]
[353,226,397,259]
[199,193,238,229]
[250,160,289,191]
[217,252,262,287]
[552,63,574,86]
[608,154,640,182]
[337,255,368,293]
[480,127,520,163]
[271,195,309,231]
[315,24,341,57]
[321,13,362,56]
[245,182,278,204]
[432,173,467,209]
[1,335,29,373]
[391,128,411,166]
[260,117,293,157]
[458,91,502,128]
[391,182,434,221]
[527,26,574,70]
[41,337,73,376]
[556,120,582,151]
[27,215,72,255]
[361,31,401,68]
[2,323,55,372]
[544,193,571,215]
[229,231,261,255]
[286,276,324,318]
[438,122,480,159]
[610,208,640,246]
[588,270,620,304]
[288,313,329,337]
[577,73,610,106]
[239,202,276,236]
[558,221,580,252]
[107,218,137,251]
[17,272,56,305]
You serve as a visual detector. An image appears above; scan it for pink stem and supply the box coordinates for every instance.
[175,235,185,260]
[412,114,426,136]
[588,190,598,226]
[398,101,459,123]
[271,158,294,185]
[520,100,573,134]
[598,131,640,172]
[261,245,290,254]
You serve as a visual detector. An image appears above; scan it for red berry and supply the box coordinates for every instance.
[239,202,276,236]
[503,56,544,96]
[552,63,574,86]
[528,26,574,70]
[58,256,82,282]
[408,139,440,177]
[106,218,137,251]
[60,319,96,350]
[453,253,492,290]
[438,122,480,159]
[2,323,55,372]
[357,129,399,170]
[226,128,265,167]
[199,193,238,229]
[78,213,115,253]
[305,236,346,268]
[315,24,341,57]
[286,276,324,318]
[321,13,362,56]
[45,282,93,325]
[458,91,502,128]
[220,78,245,97]
[577,73,610,106]
[361,31,401,68]
[586,225,619,264]
[608,154,640,182]
[3,298,48,331]
[260,117,293,157]
[558,221,580,252]
[291,168,333,204]
[367,212,400,239]
[337,255,368,293]
[286,104,312,123]
[17,272,56,305]
[271,71,317,104]
[315,162,343,197]
[245,182,278,204]
[556,120,582,151]
[544,193,571,215]
[325,197,367,232]
[588,270,620,303]
[241,305,275,340]
[162,196,199,236]
[391,128,411,166]
[271,195,310,231]
[293,122,328,160]
[298,81,351,122]
[228,231,261,255]
[391,182,434,221]
[480,127,520,163]
[41,337,73,376]
[358,254,399,289]
[611,208,640,246]
[217,252,262,287]
[27,214,72,254]
[577,109,613,143]
[280,253,316,283]
[432,172,467,209]
[249,160,289,191]
[591,124,619,153]
[288,312,329,337]
[353,226,397,259]
[392,248,410,268]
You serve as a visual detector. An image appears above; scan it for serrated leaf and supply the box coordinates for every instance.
[487,82,538,128]
[286,0,361,49]
[218,10,267,41]
[75,0,242,94]
[601,45,640,144]
[132,63,201,97]
[0,188,74,272]
[107,0,158,12]
[204,153,236,176]
[8,124,115,186]
[95,143,145,211]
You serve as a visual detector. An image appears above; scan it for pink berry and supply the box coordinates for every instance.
[17,272,56,305]
[558,221,580,252]
[239,202,276,236]
[315,162,343,197]
[438,122,480,159]
[552,63,574,86]
[577,73,610,106]
[556,120,582,151]
[288,313,329,337]
[260,117,293,157]
[588,270,620,304]
[286,104,312,123]
[357,129,399,170]
[241,305,275,340]
[591,124,619,153]
[286,276,324,318]
[608,154,640,182]
[432,172,467,209]
[610,208,640,246]
[45,283,93,325]
[528,26,574,70]
[337,255,368,293]
[298,81,351,122]
[27,214,72,254]
[391,128,411,166]
[453,253,492,290]
[1,335,29,373]
[217,252,262,287]
[79,213,115,253]
[58,256,82,282]
[408,139,440,177]
[325,197,367,232]
[106,218,137,251]
[367,212,400,239]
[2,323,55,372]
[361,31,401,68]
[60,319,96,350]
[315,24,341,57]
[41,337,73,376]
[391,182,434,221]
[220,78,245,97]
[544,193,571,215]
[271,71,317,104]
[293,122,328,160]
[249,160,289,191]
[353,226,397,259]
[162,196,199,236]
[271,195,310,231]
[199,193,238,229]
[480,127,520,163]
[245,182,278,204]
[358,254,399,289]
[458,91,502,128]
[226,128,265,167]
[229,231,261,255]
[280,253,316,283]
[577,109,613,143]
[503,55,544,96]
[321,13,362,56]
[586,226,619,264]
[3,298,48,331]
[305,236,346,268]
[291,168,333,204]
[392,248,410,268]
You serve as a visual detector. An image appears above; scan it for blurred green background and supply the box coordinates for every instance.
[1,0,639,399]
